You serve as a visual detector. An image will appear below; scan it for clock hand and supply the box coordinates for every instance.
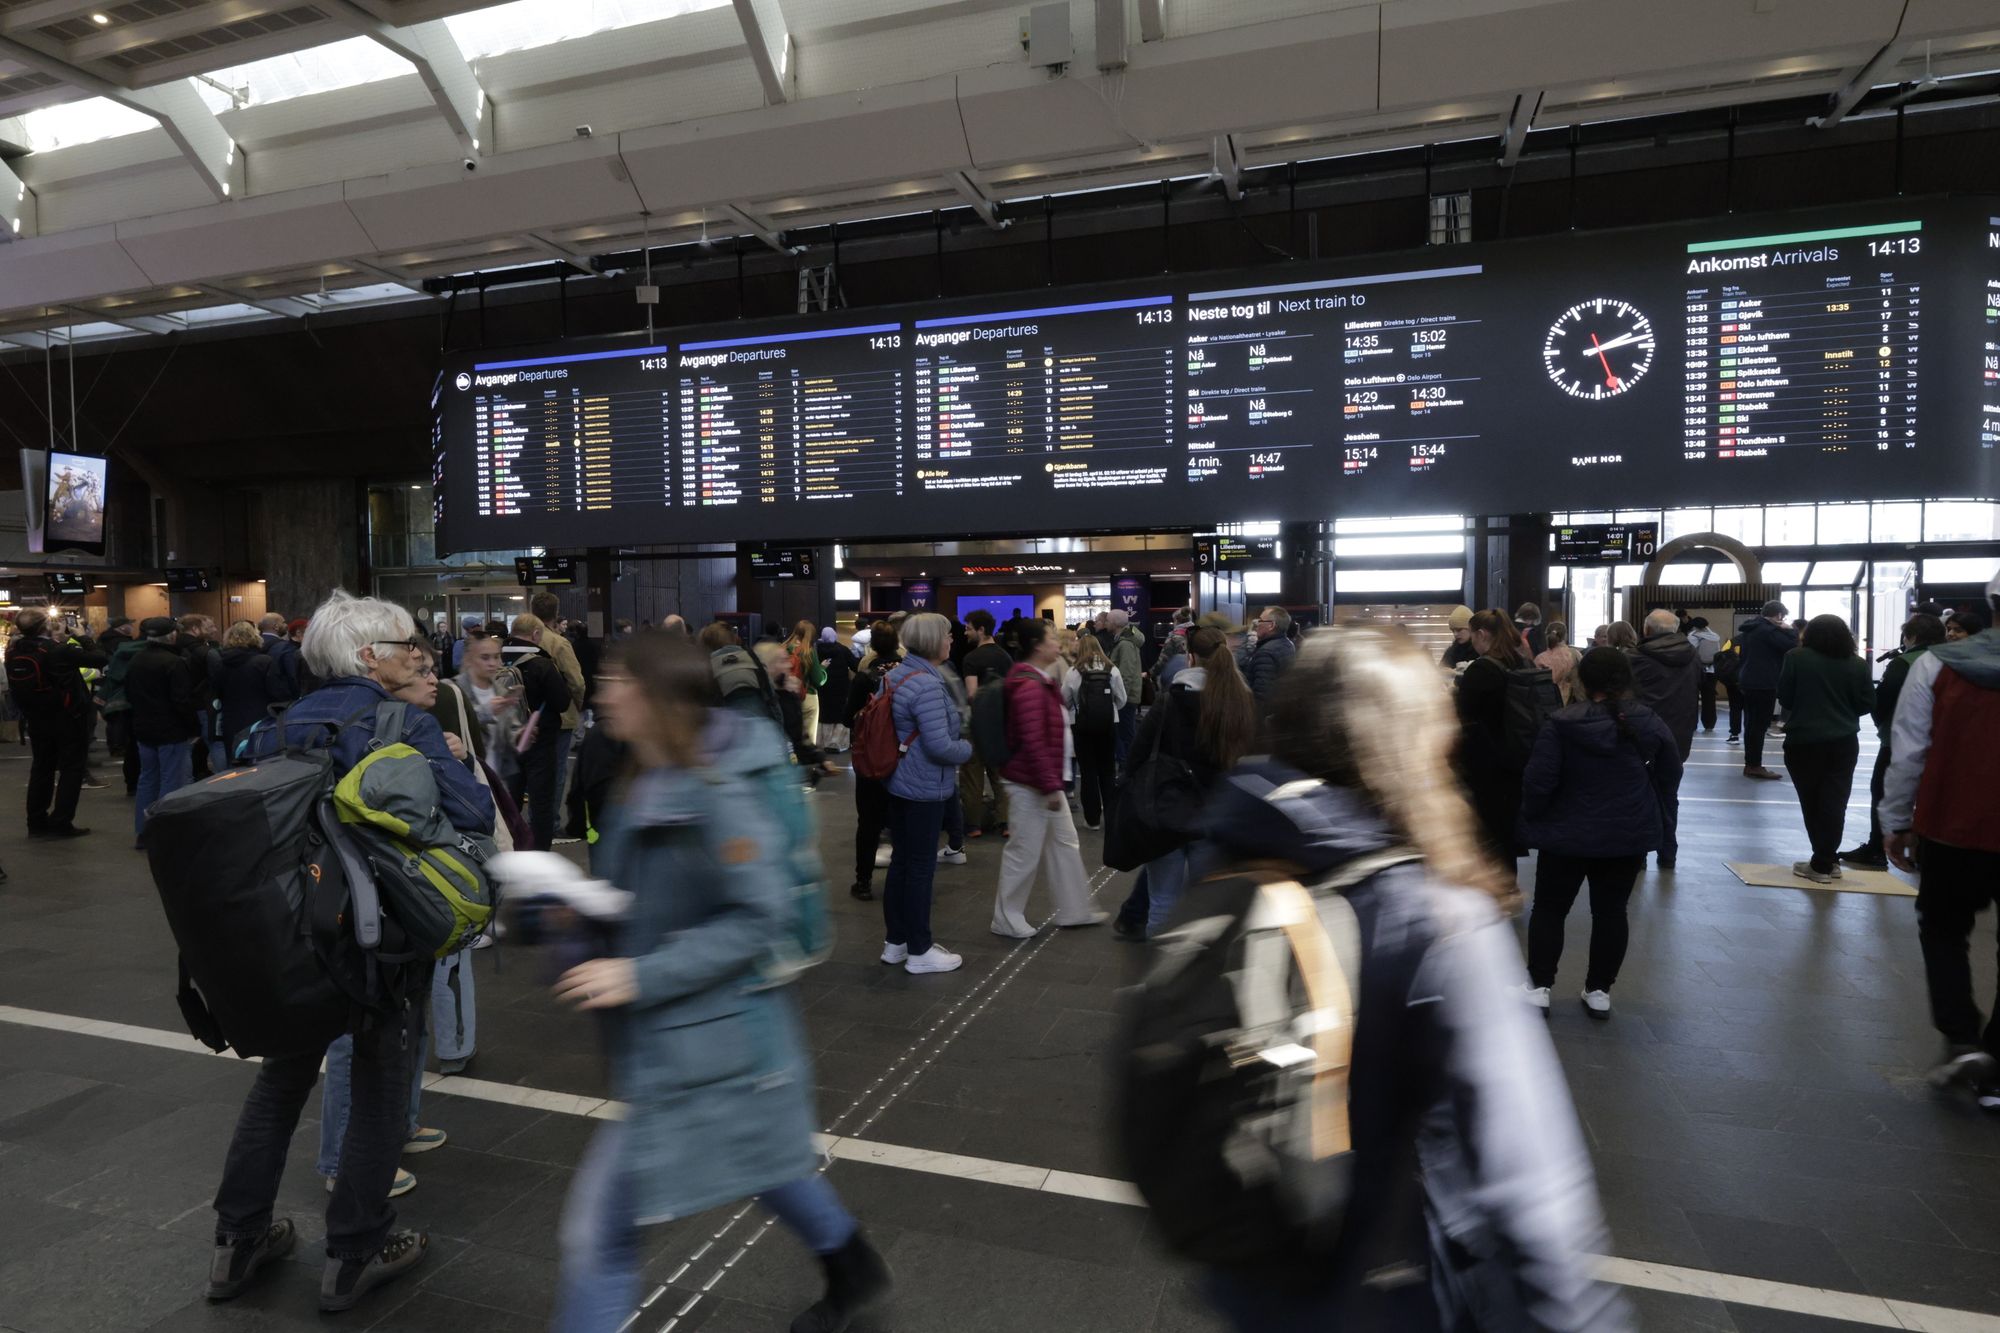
[1590,333,1621,390]
[1579,329,1650,357]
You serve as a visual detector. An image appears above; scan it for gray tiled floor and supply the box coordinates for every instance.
[0,729,1996,1330]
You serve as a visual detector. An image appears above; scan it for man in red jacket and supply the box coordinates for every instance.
[990,618,1109,938]
[1882,571,2000,1104]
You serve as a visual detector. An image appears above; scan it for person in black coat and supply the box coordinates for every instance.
[843,627,901,902]
[1627,608,1702,870]
[1518,648,1683,1019]
[1454,609,1532,877]
[210,621,295,765]
[816,629,855,752]
[126,617,201,846]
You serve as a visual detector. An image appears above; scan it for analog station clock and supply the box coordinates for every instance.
[1542,298,1656,400]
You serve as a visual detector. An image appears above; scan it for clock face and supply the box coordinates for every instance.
[1542,298,1656,400]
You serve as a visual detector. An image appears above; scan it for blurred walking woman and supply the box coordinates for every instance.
[1455,608,1530,872]
[1190,628,1620,1330]
[1778,614,1875,884]
[550,632,890,1333]
[1519,647,1682,1019]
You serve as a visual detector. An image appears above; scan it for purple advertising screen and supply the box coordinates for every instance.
[957,594,1035,625]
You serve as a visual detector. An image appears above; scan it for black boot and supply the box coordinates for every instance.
[791,1229,891,1333]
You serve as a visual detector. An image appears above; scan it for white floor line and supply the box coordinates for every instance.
[10,1003,2000,1329]
[1680,797,1869,807]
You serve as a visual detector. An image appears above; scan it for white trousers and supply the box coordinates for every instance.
[992,780,1095,934]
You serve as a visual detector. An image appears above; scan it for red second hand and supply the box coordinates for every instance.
[1591,332,1620,390]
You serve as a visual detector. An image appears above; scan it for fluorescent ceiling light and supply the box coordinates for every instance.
[90,12,110,24]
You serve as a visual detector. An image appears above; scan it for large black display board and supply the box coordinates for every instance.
[437,200,1997,554]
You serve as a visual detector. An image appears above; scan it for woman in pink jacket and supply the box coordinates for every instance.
[991,618,1111,937]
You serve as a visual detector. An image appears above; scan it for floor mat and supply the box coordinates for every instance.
[1726,861,1916,896]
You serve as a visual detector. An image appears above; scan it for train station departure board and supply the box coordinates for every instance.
[435,199,1999,553]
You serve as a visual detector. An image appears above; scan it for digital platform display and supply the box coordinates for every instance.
[1555,523,1661,565]
[45,451,107,553]
[747,546,817,580]
[44,571,88,597]
[435,200,1997,554]
[514,556,577,586]
[164,568,212,592]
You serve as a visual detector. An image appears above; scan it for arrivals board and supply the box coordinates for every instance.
[436,199,1999,554]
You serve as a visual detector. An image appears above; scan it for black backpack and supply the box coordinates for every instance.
[6,637,73,714]
[1501,667,1563,766]
[971,671,1013,769]
[1116,850,1420,1268]
[1075,667,1115,735]
[1713,641,1743,687]
[146,705,425,1058]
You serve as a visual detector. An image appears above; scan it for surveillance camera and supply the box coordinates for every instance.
[574,125,593,139]
[463,157,477,172]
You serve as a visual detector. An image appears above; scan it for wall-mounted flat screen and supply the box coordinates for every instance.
[45,452,107,554]
[1555,523,1661,565]
[44,571,88,597]
[957,594,1037,625]
[514,555,576,586]
[164,568,212,592]
[748,546,817,580]
[435,200,1997,554]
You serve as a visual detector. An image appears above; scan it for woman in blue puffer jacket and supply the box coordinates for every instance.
[882,612,974,975]
[1518,647,1682,1021]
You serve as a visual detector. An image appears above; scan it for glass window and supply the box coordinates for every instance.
[1332,534,1466,557]
[1760,561,1811,585]
[1922,557,2000,584]
[447,0,731,59]
[1924,502,2000,543]
[1243,569,1284,596]
[1872,501,1922,542]
[1709,507,1763,545]
[1217,520,1282,536]
[1331,514,1462,533]
[1662,508,1712,542]
[834,580,861,603]
[1565,511,1614,525]
[1335,568,1464,593]
[1657,564,1708,586]
[1765,505,1817,547]
[1547,566,1568,589]
[1615,509,1663,525]
[1807,560,1863,587]
[1612,564,1645,587]
[1800,591,1858,629]
[1815,504,1870,546]
[1566,566,1613,640]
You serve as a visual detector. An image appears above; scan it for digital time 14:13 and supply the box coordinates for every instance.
[1869,237,1920,256]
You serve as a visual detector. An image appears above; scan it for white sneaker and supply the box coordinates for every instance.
[937,847,967,865]
[880,943,908,966]
[990,925,1037,940]
[1055,911,1109,929]
[1792,860,1834,884]
[873,845,893,869]
[1581,989,1612,1019]
[904,945,963,974]
[1516,983,1551,1010]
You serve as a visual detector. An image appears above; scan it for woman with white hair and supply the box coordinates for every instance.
[208,591,494,1316]
[881,612,973,974]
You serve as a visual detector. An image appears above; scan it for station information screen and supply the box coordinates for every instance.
[1555,523,1661,565]
[435,199,1998,553]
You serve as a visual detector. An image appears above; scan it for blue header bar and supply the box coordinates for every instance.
[1187,265,1482,302]
[914,294,1171,329]
[678,322,901,352]
[474,344,668,371]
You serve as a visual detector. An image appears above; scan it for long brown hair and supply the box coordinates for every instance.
[1186,625,1257,770]
[1468,609,1526,668]
[1272,627,1515,907]
[1074,634,1112,672]
[606,630,713,768]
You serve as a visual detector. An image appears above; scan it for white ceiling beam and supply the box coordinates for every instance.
[517,232,594,274]
[310,1,488,155]
[731,0,792,106]
[1498,89,1541,167]
[719,202,791,254]
[946,170,1007,232]
[0,0,108,33]
[0,152,34,239]
[1136,0,1165,43]
[0,329,58,348]
[195,283,317,318]
[73,306,182,335]
[1810,35,1916,128]
[68,0,300,63]
[340,258,421,285]
[0,34,243,201]
[1210,133,1241,201]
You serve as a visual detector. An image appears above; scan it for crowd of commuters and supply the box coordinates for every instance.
[10,571,1994,1326]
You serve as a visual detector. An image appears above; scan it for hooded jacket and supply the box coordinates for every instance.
[1109,625,1146,703]
[1188,763,1621,1330]
[1519,699,1682,858]
[1881,628,2000,852]
[1628,631,1701,759]
[1244,631,1297,702]
[123,639,200,745]
[1733,615,1795,692]
[1000,661,1067,793]
[210,645,295,761]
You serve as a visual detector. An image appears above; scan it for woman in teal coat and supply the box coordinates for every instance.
[550,632,890,1333]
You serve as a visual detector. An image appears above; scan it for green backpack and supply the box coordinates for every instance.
[332,701,497,958]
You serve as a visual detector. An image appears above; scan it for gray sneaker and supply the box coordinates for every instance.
[1929,1045,1998,1090]
[207,1219,295,1302]
[319,1230,428,1314]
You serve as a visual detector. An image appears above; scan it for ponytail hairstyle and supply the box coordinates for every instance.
[1467,609,1527,668]
[1576,646,1637,741]
[1270,627,1514,907]
[1186,624,1257,771]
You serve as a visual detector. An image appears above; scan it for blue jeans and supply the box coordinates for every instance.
[317,1028,428,1177]
[134,740,192,840]
[430,951,476,1063]
[884,796,947,955]
[1144,846,1195,938]
[553,1121,856,1333]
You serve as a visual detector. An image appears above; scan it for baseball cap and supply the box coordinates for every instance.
[287,618,309,635]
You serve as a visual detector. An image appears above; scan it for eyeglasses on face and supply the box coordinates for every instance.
[368,638,427,654]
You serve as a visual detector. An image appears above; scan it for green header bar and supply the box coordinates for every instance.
[1686,219,1921,254]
